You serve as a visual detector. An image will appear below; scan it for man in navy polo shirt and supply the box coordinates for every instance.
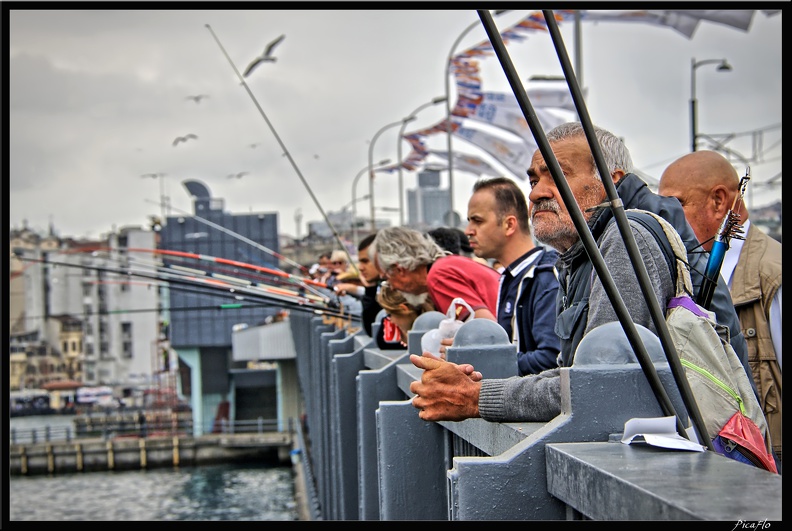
[465,177,561,375]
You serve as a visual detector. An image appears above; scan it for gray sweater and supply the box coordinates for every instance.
[478,218,675,422]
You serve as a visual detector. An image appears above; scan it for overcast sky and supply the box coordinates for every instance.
[7,7,783,240]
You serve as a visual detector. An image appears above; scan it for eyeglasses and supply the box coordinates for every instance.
[332,261,345,265]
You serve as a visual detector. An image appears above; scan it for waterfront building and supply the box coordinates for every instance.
[159,179,291,435]
[8,224,160,397]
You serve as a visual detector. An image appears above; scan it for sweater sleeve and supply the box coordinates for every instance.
[478,368,562,422]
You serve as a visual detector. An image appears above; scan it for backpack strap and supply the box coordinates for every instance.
[624,209,693,297]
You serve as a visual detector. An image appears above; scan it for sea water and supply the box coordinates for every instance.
[8,415,299,521]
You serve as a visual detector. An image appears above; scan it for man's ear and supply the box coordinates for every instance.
[504,214,518,236]
[711,185,732,217]
[611,169,625,185]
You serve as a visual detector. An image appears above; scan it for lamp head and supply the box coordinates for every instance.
[717,60,733,72]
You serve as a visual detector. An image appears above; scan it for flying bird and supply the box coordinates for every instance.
[172,134,198,147]
[248,143,261,149]
[227,172,249,179]
[243,34,285,78]
[185,94,210,103]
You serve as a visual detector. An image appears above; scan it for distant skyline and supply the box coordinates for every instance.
[8,8,782,239]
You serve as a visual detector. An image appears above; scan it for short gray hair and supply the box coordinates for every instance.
[545,122,634,180]
[372,226,449,272]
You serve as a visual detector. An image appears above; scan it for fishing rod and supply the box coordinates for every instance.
[125,246,330,296]
[19,241,334,305]
[126,252,327,297]
[18,256,359,321]
[145,198,311,275]
[36,241,331,300]
[696,168,750,309]
[538,9,712,449]
[22,241,343,309]
[478,9,710,447]
[22,301,296,319]
[204,23,360,277]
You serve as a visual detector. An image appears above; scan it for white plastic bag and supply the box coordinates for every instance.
[420,298,474,357]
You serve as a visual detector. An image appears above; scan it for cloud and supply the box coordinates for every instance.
[7,9,783,238]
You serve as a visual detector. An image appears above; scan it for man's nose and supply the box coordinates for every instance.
[529,178,554,203]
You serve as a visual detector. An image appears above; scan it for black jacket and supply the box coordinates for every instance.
[361,284,381,337]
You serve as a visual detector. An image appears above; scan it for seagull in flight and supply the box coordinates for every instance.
[185,94,210,103]
[141,172,166,179]
[227,172,249,179]
[248,143,261,149]
[172,134,198,147]
[243,34,285,78]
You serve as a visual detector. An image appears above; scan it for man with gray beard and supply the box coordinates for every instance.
[409,122,747,424]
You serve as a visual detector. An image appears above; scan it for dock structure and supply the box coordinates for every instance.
[287,311,782,521]
[9,422,293,476]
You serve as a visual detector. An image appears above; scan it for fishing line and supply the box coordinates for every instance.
[204,23,360,275]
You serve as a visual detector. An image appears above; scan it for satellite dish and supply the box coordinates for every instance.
[182,180,211,199]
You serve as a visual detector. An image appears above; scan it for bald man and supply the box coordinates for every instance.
[659,150,783,464]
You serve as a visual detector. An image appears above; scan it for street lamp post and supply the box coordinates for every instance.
[444,10,508,227]
[141,172,167,220]
[397,96,447,226]
[690,57,732,152]
[354,159,390,246]
[368,121,405,231]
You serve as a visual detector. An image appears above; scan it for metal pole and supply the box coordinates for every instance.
[689,58,732,153]
[397,97,445,226]
[574,10,582,89]
[159,175,166,219]
[691,58,698,152]
[445,20,478,229]
[444,11,507,229]
[353,159,389,245]
[368,120,404,231]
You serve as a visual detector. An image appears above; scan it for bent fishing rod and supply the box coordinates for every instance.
[204,24,360,276]
[478,9,711,448]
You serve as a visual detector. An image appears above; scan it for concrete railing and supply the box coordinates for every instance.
[290,312,782,521]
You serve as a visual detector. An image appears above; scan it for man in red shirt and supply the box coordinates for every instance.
[371,226,499,321]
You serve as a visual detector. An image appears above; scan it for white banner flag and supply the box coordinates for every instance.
[427,150,502,178]
[468,91,578,149]
[453,125,532,181]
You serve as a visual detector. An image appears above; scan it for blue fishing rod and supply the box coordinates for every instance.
[696,168,750,309]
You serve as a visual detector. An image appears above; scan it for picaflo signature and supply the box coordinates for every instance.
[732,520,771,531]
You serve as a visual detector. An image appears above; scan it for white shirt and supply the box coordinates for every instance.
[720,220,782,371]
